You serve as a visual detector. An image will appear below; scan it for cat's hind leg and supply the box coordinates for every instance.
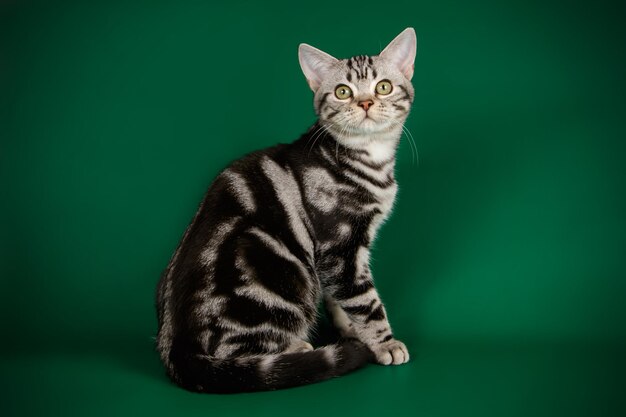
[205,225,319,359]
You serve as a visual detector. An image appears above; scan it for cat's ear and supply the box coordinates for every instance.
[298,43,339,92]
[380,28,417,80]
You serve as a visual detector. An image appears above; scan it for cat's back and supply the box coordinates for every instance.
[158,136,315,290]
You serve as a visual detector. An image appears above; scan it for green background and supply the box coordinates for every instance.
[2,0,625,415]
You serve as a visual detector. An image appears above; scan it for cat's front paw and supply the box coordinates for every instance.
[372,339,410,365]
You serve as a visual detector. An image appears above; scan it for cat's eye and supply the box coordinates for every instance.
[335,85,352,100]
[375,80,393,95]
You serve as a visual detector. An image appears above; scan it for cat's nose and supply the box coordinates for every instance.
[358,100,374,111]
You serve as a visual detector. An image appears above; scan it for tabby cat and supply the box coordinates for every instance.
[156,27,417,393]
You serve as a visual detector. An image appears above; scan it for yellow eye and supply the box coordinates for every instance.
[335,85,352,100]
[375,80,393,95]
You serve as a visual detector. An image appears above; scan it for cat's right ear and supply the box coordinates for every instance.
[380,28,417,80]
[298,44,339,92]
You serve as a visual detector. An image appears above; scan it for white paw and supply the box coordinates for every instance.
[372,339,410,365]
[285,340,314,353]
[300,341,314,352]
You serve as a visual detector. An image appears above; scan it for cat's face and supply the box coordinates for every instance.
[299,28,416,147]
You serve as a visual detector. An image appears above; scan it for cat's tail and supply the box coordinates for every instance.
[166,338,373,393]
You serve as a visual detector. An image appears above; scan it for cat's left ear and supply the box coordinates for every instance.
[298,43,339,92]
[380,28,417,80]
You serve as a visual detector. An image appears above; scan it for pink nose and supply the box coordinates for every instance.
[358,100,374,111]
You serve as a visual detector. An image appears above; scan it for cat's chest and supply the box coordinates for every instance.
[301,164,397,220]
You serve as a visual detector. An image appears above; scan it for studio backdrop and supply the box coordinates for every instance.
[1,1,625,416]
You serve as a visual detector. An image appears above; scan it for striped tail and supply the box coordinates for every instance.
[166,338,373,393]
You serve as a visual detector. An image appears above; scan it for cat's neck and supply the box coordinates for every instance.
[322,122,403,164]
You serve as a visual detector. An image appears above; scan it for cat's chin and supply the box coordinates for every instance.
[354,118,397,135]
[323,118,403,144]
[359,117,379,129]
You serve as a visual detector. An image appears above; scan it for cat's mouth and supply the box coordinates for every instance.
[359,114,386,130]
[360,114,377,124]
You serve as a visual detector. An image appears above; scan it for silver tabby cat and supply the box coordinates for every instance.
[156,28,417,393]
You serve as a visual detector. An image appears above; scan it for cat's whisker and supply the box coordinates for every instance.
[308,113,355,157]
[382,115,418,166]
[306,124,329,154]
[336,122,348,161]
[399,123,418,166]
[395,121,419,166]
[335,119,354,162]
[307,122,335,156]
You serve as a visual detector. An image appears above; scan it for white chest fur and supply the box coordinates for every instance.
[357,138,399,242]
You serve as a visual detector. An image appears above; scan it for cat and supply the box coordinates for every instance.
[156,27,417,393]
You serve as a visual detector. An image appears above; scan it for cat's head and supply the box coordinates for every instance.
[299,28,416,148]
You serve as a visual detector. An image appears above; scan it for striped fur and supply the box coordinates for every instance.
[156,28,416,393]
